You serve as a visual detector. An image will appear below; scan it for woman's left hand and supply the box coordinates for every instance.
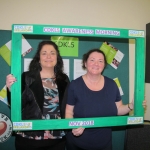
[130,99,147,109]
[142,100,147,108]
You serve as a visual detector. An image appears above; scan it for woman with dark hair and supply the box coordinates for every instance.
[6,41,70,150]
[65,48,146,150]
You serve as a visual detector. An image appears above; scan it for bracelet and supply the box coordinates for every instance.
[128,103,133,111]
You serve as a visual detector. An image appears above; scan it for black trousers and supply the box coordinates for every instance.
[66,144,112,150]
[66,136,112,150]
[15,135,66,150]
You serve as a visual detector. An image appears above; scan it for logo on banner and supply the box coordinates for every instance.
[127,117,143,124]
[0,113,13,143]
[129,30,144,37]
[14,25,33,33]
[13,122,32,130]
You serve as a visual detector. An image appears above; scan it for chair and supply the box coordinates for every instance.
[124,121,150,150]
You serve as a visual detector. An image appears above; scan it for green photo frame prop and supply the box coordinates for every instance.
[11,24,145,131]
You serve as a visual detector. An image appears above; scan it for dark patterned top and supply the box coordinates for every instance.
[17,78,65,140]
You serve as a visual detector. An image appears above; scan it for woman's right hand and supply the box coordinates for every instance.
[72,127,85,136]
[6,74,16,91]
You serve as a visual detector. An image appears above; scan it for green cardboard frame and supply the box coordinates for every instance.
[11,24,145,131]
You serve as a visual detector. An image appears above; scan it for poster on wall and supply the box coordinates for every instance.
[100,42,124,69]
[51,36,79,57]
[0,35,32,105]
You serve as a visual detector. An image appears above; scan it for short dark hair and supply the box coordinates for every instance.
[29,41,65,79]
[82,49,107,69]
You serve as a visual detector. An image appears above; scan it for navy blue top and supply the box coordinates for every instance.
[66,76,121,150]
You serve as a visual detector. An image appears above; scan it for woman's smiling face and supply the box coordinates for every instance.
[39,44,57,69]
[85,52,105,75]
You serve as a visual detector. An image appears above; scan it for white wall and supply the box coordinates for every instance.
[0,0,150,119]
[0,0,150,30]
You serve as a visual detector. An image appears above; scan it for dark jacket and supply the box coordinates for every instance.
[21,70,70,120]
[8,70,70,137]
